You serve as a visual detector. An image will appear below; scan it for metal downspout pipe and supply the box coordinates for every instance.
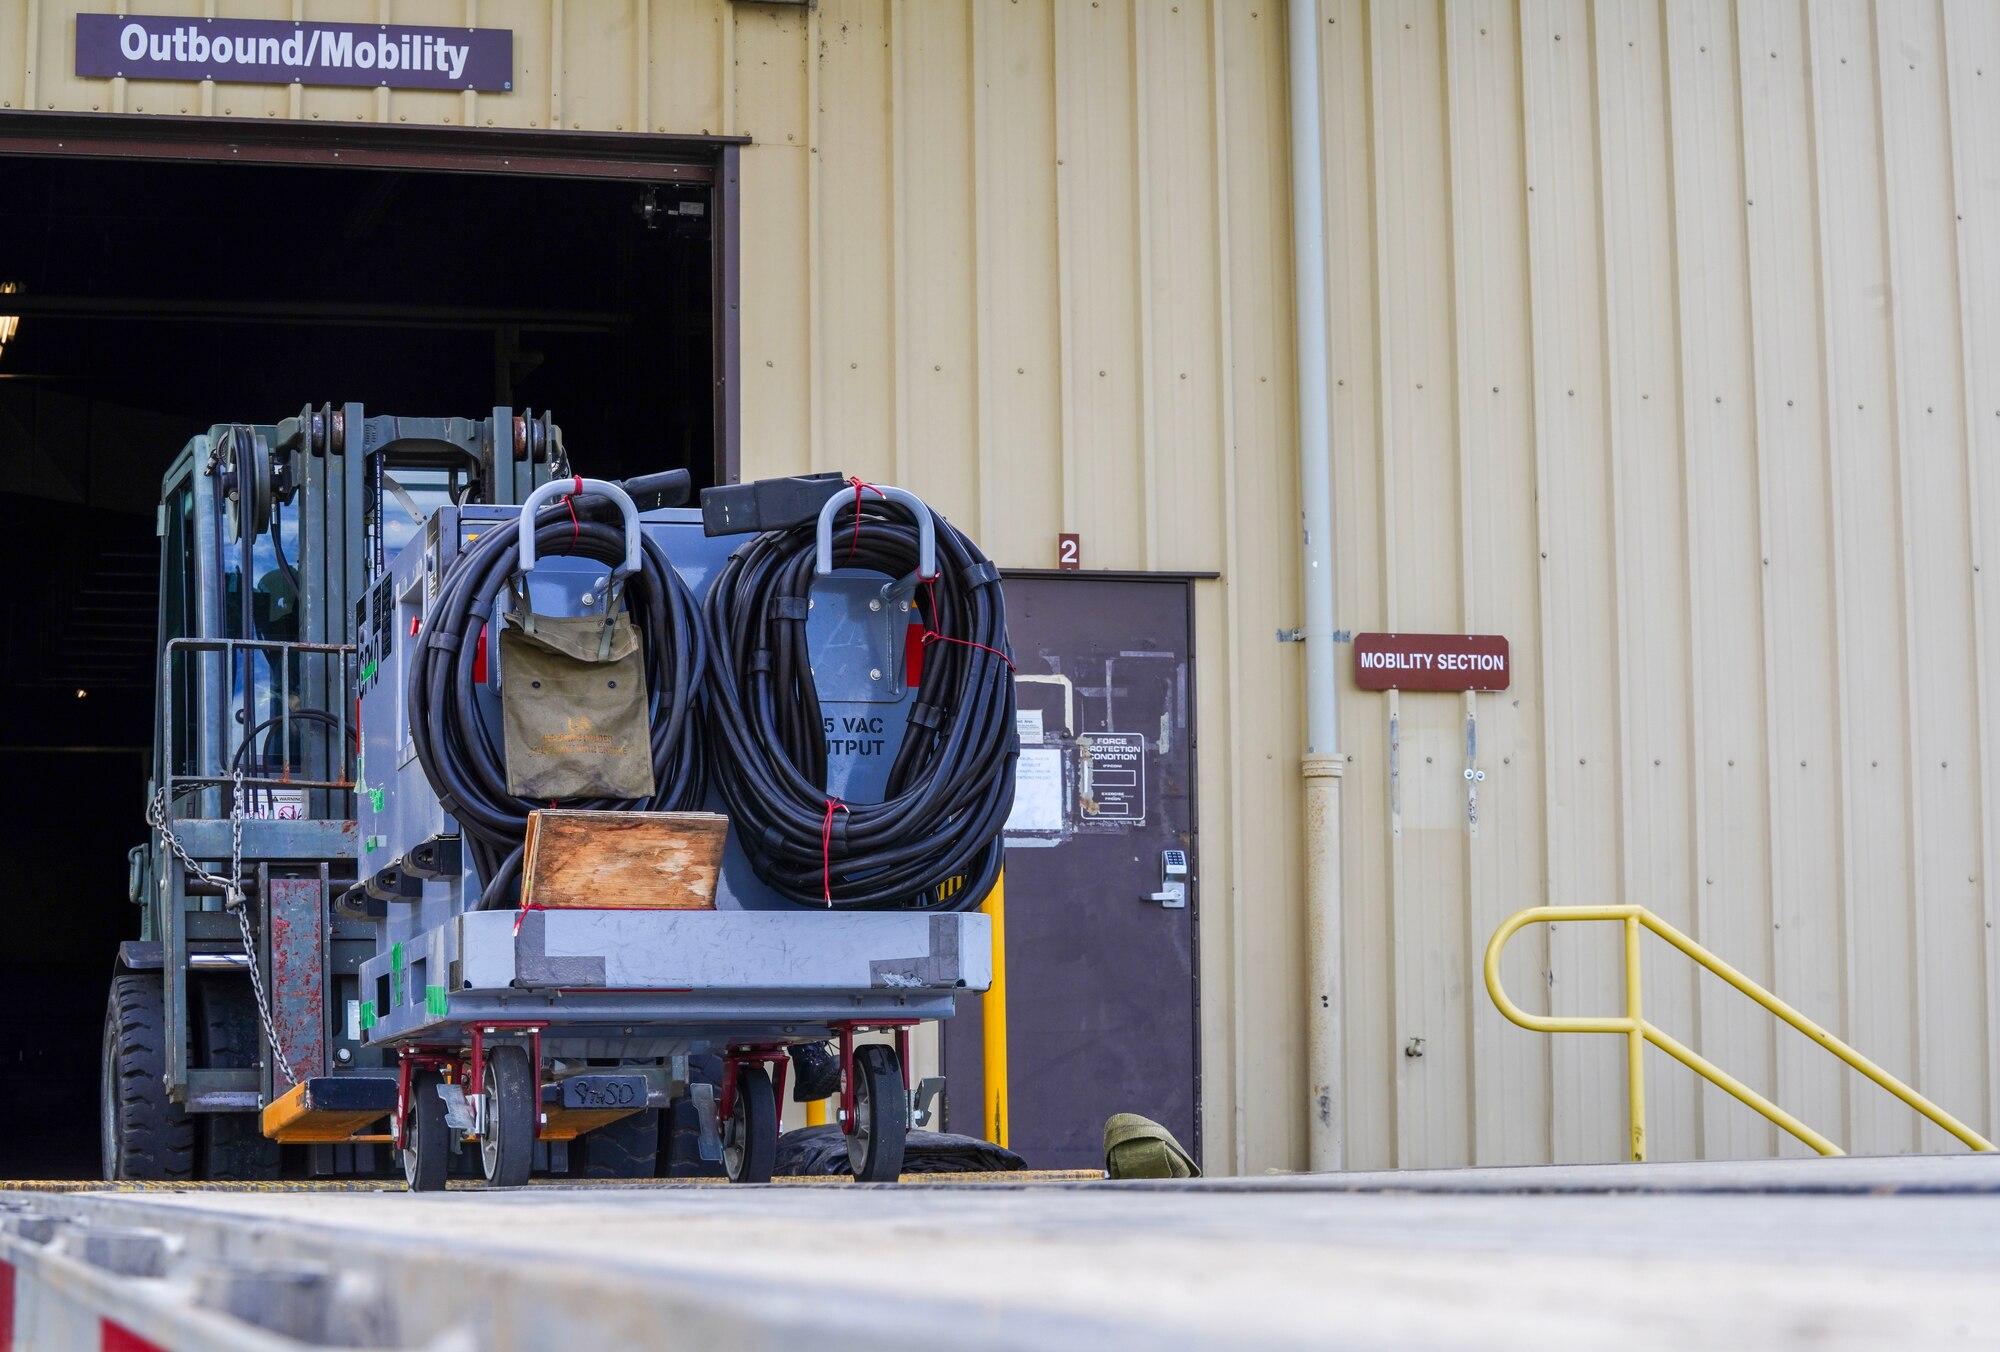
[1288,0,1344,1174]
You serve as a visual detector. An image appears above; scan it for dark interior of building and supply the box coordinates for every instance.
[0,153,716,1176]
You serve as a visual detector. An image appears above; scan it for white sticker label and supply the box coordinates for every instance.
[247,788,307,821]
[1005,747,1066,833]
[1015,709,1044,746]
[1079,733,1146,822]
[344,999,361,1042]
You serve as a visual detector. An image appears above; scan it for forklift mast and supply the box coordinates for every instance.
[131,404,557,1120]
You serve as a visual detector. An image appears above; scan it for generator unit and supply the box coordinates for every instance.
[111,406,1013,1187]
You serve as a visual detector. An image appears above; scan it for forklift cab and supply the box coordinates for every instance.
[109,405,554,1181]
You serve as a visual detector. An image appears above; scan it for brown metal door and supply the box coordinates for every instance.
[944,574,1201,1171]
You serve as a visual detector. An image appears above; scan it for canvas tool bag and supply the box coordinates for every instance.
[1103,1112,1200,1180]
[499,608,656,800]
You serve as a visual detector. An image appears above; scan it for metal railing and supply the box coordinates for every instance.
[160,636,356,819]
[1484,904,1995,1161]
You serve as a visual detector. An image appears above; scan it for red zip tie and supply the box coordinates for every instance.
[844,476,886,564]
[919,629,1016,670]
[919,575,1014,670]
[821,797,849,907]
[563,474,582,550]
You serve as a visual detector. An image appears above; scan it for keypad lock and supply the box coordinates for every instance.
[1147,849,1189,909]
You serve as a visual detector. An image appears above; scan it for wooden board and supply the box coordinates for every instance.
[538,1105,649,1141]
[520,810,727,911]
[261,1077,396,1144]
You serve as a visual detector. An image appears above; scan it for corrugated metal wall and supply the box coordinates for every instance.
[6,0,1997,1172]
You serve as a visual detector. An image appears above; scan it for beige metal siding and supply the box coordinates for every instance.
[8,0,1997,1172]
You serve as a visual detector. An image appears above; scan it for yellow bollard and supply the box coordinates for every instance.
[982,870,1009,1148]
[805,1097,829,1127]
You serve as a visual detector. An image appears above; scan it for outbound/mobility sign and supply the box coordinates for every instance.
[75,15,512,92]
[1352,632,1511,692]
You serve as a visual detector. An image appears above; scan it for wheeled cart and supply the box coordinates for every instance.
[116,409,1011,1187]
[347,906,990,1185]
[325,470,1006,1185]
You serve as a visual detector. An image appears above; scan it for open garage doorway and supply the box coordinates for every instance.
[0,116,737,1176]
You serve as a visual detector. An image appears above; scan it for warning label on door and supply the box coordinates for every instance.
[1079,733,1146,823]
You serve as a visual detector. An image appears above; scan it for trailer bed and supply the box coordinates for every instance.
[3,1156,1997,1349]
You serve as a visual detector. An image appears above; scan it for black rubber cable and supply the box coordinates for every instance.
[702,494,1016,911]
[229,708,342,815]
[269,499,300,592]
[406,498,706,911]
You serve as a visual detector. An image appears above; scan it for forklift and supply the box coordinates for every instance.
[106,405,1008,1186]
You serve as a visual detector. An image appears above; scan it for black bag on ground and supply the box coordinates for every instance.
[774,1124,1027,1177]
[787,1042,842,1102]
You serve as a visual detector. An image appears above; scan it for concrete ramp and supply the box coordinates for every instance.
[2,1157,1996,1349]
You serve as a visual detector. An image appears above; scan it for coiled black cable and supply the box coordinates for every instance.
[407,498,706,911]
[703,492,1016,911]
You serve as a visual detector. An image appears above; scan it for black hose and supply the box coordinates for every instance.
[702,493,1016,911]
[229,707,343,815]
[270,499,300,592]
[407,499,706,911]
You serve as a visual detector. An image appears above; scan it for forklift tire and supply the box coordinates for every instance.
[101,975,195,1181]
[479,1044,535,1188]
[402,1069,449,1192]
[192,977,281,1181]
[577,1109,659,1179]
[723,1066,777,1184]
[660,1054,725,1179]
[846,1044,909,1183]
[661,1095,726,1179]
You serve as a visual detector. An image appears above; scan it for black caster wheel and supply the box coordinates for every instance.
[479,1044,536,1188]
[723,1064,777,1184]
[847,1044,908,1182]
[401,1069,449,1193]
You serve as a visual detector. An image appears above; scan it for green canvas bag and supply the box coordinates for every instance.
[1103,1112,1200,1180]
[498,610,655,800]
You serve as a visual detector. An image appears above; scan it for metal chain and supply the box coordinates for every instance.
[147,768,297,1087]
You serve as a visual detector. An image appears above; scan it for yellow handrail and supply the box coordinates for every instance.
[1484,904,1995,1161]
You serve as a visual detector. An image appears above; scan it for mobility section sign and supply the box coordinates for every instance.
[1353,633,1510,692]
[76,15,512,92]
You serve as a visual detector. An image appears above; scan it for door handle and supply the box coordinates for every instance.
[1145,849,1189,909]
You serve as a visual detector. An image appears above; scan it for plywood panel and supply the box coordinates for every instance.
[520,810,727,910]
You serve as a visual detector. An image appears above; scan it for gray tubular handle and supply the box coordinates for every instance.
[518,476,643,580]
[815,483,937,578]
